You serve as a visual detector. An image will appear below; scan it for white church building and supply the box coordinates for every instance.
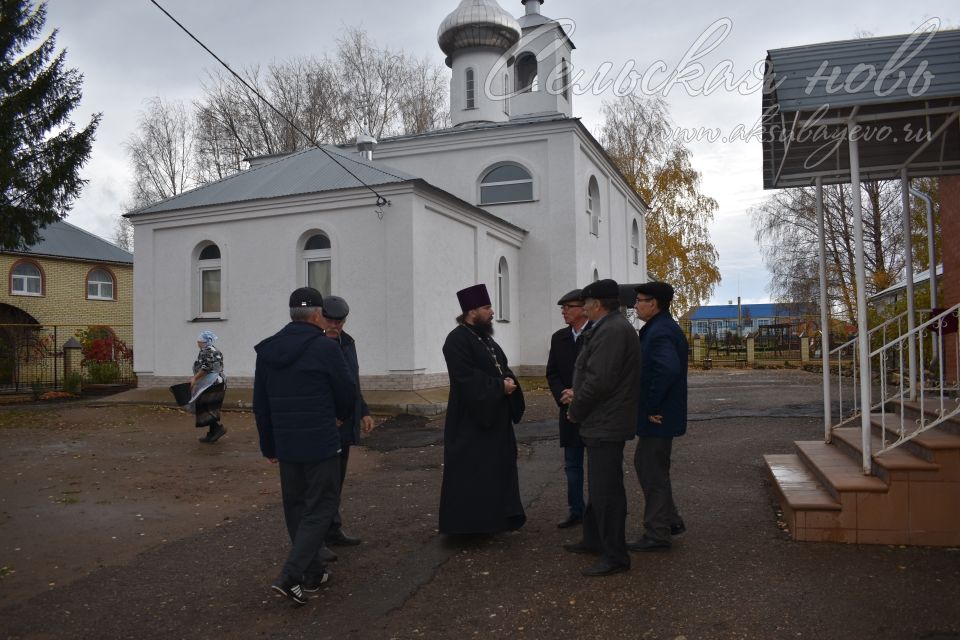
[129,0,649,390]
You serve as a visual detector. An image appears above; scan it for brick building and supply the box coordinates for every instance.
[941,175,959,383]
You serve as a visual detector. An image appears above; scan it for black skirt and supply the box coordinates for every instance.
[194,382,226,428]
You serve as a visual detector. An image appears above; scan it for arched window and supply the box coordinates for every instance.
[631,220,640,265]
[303,232,332,296]
[562,58,571,100]
[197,243,221,315]
[480,164,533,204]
[496,257,510,321]
[515,53,538,93]
[465,68,475,109]
[11,261,42,296]
[87,268,115,300]
[587,177,600,236]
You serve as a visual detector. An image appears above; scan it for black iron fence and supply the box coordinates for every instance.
[0,324,135,394]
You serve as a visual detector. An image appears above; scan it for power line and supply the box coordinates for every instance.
[147,0,391,211]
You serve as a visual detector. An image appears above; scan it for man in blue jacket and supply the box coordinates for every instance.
[254,287,356,605]
[629,281,687,552]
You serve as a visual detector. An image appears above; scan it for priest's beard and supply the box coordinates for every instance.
[472,317,494,337]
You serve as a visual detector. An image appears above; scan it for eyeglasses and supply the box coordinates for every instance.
[635,296,655,303]
[561,303,584,309]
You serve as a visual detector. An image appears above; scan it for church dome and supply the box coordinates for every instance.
[437,0,522,58]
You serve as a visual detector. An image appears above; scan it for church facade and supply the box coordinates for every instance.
[128,0,648,390]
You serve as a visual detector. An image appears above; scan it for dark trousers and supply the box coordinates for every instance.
[563,445,585,517]
[329,443,351,535]
[279,456,341,582]
[634,436,680,543]
[581,439,629,568]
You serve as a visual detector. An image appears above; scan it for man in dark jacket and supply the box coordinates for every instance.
[439,283,526,536]
[319,295,373,549]
[629,281,688,552]
[564,279,640,577]
[254,287,356,605]
[546,289,591,528]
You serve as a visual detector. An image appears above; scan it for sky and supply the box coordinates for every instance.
[40,0,958,306]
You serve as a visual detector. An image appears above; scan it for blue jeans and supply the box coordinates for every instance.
[563,445,585,517]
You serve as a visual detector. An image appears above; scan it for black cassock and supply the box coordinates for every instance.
[439,323,526,535]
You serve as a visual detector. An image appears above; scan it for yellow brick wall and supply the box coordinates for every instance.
[1,255,133,328]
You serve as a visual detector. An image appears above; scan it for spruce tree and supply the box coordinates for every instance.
[0,0,101,250]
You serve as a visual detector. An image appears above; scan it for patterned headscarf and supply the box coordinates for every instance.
[197,330,218,346]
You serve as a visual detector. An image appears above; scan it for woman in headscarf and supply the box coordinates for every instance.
[190,330,227,443]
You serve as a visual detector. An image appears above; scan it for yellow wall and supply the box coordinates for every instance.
[1,254,133,328]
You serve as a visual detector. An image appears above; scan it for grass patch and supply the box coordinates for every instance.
[0,410,62,429]
[0,566,14,579]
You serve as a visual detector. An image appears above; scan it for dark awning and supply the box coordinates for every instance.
[762,26,960,189]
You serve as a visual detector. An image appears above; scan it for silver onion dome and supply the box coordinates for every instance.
[437,0,522,58]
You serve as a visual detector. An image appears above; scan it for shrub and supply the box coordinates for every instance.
[86,362,120,384]
[63,372,82,394]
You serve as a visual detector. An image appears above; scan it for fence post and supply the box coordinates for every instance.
[801,337,810,363]
[63,337,82,380]
[692,336,703,365]
[747,337,755,365]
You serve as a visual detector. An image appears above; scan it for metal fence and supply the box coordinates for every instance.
[0,324,135,394]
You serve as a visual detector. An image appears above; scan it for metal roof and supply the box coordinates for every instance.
[130,147,418,216]
[868,263,943,302]
[689,303,804,321]
[6,220,133,264]
[437,0,521,58]
[762,27,960,189]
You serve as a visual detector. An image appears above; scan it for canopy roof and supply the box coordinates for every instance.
[762,27,960,189]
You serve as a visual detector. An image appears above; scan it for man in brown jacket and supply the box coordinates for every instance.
[562,279,640,576]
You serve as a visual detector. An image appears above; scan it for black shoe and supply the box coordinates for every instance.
[317,545,338,563]
[326,530,361,546]
[303,569,331,593]
[627,536,671,552]
[200,426,226,443]
[670,520,686,536]
[581,560,629,577]
[271,576,307,605]
[562,542,598,555]
[557,514,583,529]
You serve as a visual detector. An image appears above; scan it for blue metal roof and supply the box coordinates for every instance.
[7,220,133,264]
[689,303,800,321]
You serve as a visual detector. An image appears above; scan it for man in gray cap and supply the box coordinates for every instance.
[562,279,640,577]
[546,289,591,528]
[319,295,373,550]
[254,287,356,604]
[629,281,687,552]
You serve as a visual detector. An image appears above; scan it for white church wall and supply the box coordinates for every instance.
[450,48,513,126]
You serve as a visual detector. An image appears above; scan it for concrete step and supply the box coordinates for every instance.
[764,454,841,511]
[894,399,960,435]
[832,426,939,482]
[793,440,888,501]
[869,413,960,463]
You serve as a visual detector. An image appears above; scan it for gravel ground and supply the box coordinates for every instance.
[1,369,958,640]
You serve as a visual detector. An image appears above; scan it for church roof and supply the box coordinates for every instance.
[437,0,521,57]
[129,147,418,216]
[6,220,133,264]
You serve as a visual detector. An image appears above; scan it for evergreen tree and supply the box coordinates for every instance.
[0,0,100,250]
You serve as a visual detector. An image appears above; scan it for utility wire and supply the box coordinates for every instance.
[148,0,391,210]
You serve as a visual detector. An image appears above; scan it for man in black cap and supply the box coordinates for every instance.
[438,283,526,536]
[254,287,357,605]
[546,289,591,528]
[319,295,373,550]
[563,279,640,576]
[629,281,688,552]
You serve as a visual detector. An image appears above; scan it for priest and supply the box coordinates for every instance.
[438,284,526,536]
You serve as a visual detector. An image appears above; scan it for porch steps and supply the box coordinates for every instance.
[764,401,960,546]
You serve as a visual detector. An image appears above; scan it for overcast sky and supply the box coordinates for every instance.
[42,0,957,305]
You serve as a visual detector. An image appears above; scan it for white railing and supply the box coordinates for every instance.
[872,304,960,455]
[829,309,935,432]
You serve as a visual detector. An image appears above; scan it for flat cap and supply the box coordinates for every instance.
[322,295,350,319]
[580,278,620,300]
[289,287,323,308]
[635,281,675,306]
[557,289,583,305]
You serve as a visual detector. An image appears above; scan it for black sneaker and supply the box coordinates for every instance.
[206,425,227,443]
[271,576,307,605]
[303,569,331,593]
